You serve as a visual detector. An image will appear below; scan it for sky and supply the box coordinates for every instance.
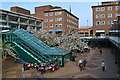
[0,0,116,28]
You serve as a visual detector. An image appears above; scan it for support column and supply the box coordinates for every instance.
[6,13,9,27]
[18,15,20,29]
[27,18,30,31]
[62,56,64,67]
[34,20,37,33]
[41,21,44,30]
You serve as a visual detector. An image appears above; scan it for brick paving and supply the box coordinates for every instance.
[1,47,118,79]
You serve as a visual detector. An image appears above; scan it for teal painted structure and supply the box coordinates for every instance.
[81,37,109,42]
[1,27,71,67]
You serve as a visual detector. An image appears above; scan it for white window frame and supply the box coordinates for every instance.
[55,12,62,15]
[115,13,118,17]
[101,21,105,25]
[96,14,99,18]
[55,24,59,27]
[44,13,48,16]
[55,18,58,21]
[49,18,53,22]
[108,13,112,18]
[115,6,120,10]
[44,19,48,22]
[101,7,105,11]
[45,25,48,27]
[108,7,112,11]
[49,13,53,16]
[59,24,62,27]
[108,21,112,25]
[50,24,53,27]
[59,18,62,21]
[96,8,100,12]
[100,14,105,18]
[96,21,100,25]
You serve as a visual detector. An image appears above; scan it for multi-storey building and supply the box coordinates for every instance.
[92,1,120,36]
[0,8,43,32]
[10,6,30,15]
[32,5,79,36]
[78,27,93,37]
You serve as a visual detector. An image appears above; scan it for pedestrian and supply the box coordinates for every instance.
[100,49,102,55]
[79,63,84,71]
[101,61,106,72]
[78,59,83,64]
[78,59,84,71]
[83,59,87,70]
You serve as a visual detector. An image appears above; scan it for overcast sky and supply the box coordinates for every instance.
[0,0,116,28]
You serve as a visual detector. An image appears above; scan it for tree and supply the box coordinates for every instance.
[34,30,87,51]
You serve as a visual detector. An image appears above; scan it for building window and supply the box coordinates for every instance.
[55,18,59,21]
[100,14,105,18]
[108,21,112,24]
[96,21,100,25]
[55,24,59,27]
[108,13,112,18]
[67,25,68,27]
[101,7,105,11]
[55,24,62,27]
[101,21,105,25]
[59,24,62,27]
[96,8,100,12]
[44,13,48,16]
[67,19,69,22]
[55,18,62,21]
[50,19,53,22]
[45,25,48,27]
[50,24,53,27]
[44,19,48,22]
[67,14,69,16]
[96,14,100,18]
[49,13,53,16]
[108,7,112,11]
[115,13,120,17]
[115,6,120,10]
[59,18,62,21]
[55,12,62,15]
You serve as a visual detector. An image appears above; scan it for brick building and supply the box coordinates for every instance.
[10,6,30,15]
[109,15,120,37]
[92,1,120,36]
[32,5,79,36]
[78,27,93,37]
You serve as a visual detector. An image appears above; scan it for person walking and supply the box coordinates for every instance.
[78,59,84,71]
[100,49,102,55]
[83,59,87,70]
[79,63,84,71]
[101,61,106,72]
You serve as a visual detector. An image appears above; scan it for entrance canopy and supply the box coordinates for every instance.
[49,29,62,32]
[96,30,105,33]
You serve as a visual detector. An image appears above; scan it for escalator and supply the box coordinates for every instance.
[2,29,53,64]
[2,28,71,67]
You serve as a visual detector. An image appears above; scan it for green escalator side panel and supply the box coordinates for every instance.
[4,41,42,63]
[14,46,37,63]
[12,42,41,63]
[13,30,52,59]
[18,42,49,63]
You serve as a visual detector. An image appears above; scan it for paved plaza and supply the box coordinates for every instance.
[1,47,118,79]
